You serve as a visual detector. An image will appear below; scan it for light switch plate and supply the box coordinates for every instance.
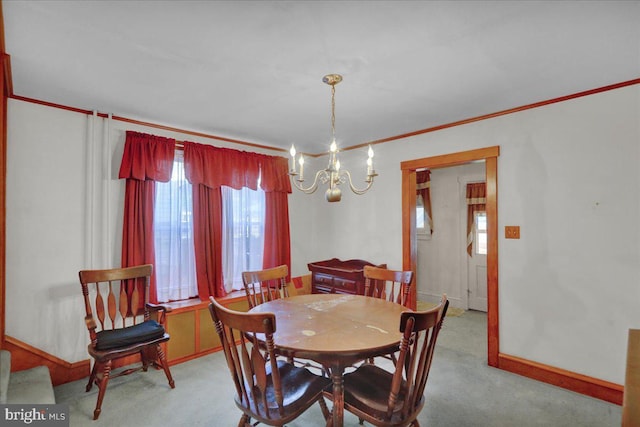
[505,226,520,239]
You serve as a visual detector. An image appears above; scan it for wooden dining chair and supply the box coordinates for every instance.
[363,265,413,308]
[362,265,414,365]
[242,265,290,309]
[242,264,328,376]
[326,294,449,427]
[78,264,175,420]
[208,296,331,426]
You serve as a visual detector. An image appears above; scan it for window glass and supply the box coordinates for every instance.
[153,154,267,301]
[475,211,487,255]
[416,194,425,230]
[221,186,265,292]
[154,153,198,302]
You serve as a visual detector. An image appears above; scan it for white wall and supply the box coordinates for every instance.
[6,103,89,361]
[6,84,640,386]
[5,100,292,362]
[306,84,640,385]
[303,144,404,270]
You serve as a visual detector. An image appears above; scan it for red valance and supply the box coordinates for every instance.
[118,131,175,182]
[183,140,291,193]
[184,142,259,189]
[259,155,292,193]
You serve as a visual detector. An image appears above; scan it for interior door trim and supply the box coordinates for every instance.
[401,146,499,367]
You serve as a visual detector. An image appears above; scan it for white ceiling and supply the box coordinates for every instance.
[3,1,639,154]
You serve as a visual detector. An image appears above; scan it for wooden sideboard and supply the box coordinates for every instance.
[308,258,386,295]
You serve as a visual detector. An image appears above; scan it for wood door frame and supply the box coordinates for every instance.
[402,146,499,367]
[1,0,9,346]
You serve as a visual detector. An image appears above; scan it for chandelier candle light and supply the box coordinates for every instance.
[288,74,377,202]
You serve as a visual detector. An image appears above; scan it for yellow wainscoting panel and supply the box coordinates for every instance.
[199,307,220,351]
[166,310,196,361]
[163,295,250,364]
[226,299,250,312]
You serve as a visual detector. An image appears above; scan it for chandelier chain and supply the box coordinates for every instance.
[331,83,336,143]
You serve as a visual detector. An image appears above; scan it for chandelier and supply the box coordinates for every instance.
[288,74,377,202]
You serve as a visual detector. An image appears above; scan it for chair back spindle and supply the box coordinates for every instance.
[241,265,290,309]
[363,265,413,307]
[81,268,150,336]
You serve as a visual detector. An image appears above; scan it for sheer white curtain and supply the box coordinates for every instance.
[222,186,265,292]
[153,152,198,302]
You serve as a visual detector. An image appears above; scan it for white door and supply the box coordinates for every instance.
[468,211,487,312]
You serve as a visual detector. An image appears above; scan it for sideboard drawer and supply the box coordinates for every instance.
[308,258,386,296]
[313,283,336,294]
[333,277,358,294]
[314,273,334,287]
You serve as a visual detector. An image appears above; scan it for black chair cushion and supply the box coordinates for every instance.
[95,320,165,350]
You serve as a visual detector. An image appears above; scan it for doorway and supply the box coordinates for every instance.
[467,208,488,311]
[416,165,487,312]
[401,146,499,367]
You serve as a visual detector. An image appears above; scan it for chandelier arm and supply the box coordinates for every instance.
[340,170,375,195]
[290,169,328,194]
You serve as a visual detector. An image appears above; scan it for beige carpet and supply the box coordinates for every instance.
[417,300,465,317]
[53,310,622,427]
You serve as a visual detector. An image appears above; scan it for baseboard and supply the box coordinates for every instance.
[417,291,463,308]
[2,336,90,386]
[498,353,623,405]
[167,347,220,366]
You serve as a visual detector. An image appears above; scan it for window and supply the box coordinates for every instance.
[416,170,432,239]
[416,195,425,230]
[416,194,432,239]
[153,152,198,302]
[153,154,267,302]
[475,211,487,255]
[221,186,265,292]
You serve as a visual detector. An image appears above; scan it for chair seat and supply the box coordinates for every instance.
[236,360,331,421]
[343,364,423,421]
[95,320,165,351]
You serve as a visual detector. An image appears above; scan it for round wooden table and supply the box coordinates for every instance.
[249,293,407,427]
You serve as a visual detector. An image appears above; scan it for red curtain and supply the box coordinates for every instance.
[184,141,291,298]
[263,191,290,275]
[192,183,225,299]
[184,142,225,298]
[118,131,175,303]
[261,156,292,280]
[466,182,486,256]
[416,170,433,234]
